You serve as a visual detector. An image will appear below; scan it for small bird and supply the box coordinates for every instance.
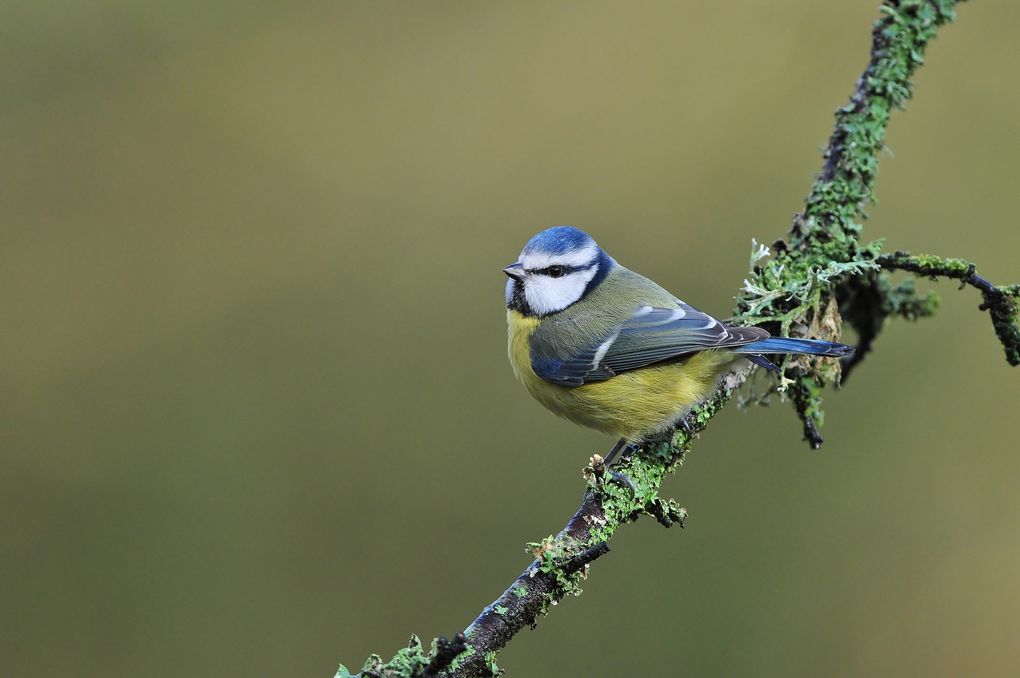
[504,226,851,458]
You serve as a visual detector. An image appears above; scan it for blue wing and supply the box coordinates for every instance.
[532,301,769,386]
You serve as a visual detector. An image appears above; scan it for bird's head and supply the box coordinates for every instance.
[504,226,613,316]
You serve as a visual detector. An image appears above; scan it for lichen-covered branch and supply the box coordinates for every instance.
[735,0,965,441]
[338,2,974,676]
[876,251,1020,365]
[338,374,743,678]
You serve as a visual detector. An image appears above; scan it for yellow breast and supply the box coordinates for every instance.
[507,310,732,441]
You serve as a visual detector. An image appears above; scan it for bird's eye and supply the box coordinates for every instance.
[547,265,565,278]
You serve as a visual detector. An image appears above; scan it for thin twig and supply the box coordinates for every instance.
[877,251,1020,366]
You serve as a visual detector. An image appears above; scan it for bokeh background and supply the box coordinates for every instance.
[3,2,1019,676]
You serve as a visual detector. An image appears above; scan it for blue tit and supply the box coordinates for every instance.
[504,226,851,448]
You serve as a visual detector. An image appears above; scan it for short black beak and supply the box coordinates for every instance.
[503,262,525,281]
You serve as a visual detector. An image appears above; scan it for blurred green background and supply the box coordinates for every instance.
[3,1,1019,676]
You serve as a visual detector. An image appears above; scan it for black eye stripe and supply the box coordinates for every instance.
[526,264,587,276]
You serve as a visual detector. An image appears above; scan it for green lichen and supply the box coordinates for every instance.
[733,0,962,437]
[516,447,695,620]
[355,636,430,678]
[884,277,940,321]
[878,251,975,278]
[876,251,1020,366]
[525,534,588,606]
[445,645,476,674]
[484,651,502,677]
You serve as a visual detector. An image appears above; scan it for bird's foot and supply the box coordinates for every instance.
[606,470,637,497]
[586,440,640,499]
[674,415,696,439]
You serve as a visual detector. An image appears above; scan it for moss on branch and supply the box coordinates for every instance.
[341,2,980,676]
[877,251,1020,366]
[735,0,962,440]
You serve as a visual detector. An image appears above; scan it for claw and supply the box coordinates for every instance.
[607,471,637,496]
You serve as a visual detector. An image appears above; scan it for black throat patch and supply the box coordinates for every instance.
[506,279,534,316]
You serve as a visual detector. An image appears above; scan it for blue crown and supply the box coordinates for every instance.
[522,226,596,256]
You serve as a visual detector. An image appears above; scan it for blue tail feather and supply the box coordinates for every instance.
[736,337,853,358]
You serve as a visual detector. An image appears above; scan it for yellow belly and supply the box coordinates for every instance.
[507,310,732,441]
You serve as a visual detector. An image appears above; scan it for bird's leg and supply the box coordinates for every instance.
[601,438,628,467]
[600,437,640,497]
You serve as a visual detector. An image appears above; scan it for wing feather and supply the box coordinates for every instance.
[532,301,769,386]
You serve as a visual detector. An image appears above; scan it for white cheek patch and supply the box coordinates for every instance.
[524,266,598,315]
[519,243,599,271]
